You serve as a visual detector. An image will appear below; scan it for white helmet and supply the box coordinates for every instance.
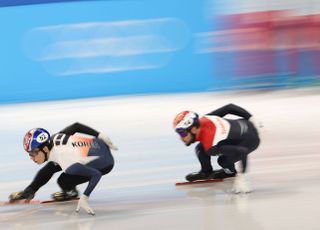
[173,111,199,132]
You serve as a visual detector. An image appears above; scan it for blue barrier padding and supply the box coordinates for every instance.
[0,0,96,7]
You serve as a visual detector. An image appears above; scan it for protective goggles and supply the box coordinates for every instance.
[175,128,189,138]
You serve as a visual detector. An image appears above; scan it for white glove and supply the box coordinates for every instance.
[249,116,263,135]
[231,173,252,194]
[76,195,95,215]
[98,133,118,151]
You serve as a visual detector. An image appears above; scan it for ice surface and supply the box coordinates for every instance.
[1,89,320,230]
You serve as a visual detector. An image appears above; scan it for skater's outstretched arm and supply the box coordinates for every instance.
[9,162,61,201]
[206,104,252,119]
[26,162,62,192]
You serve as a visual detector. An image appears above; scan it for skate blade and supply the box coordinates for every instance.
[0,198,79,206]
[0,200,41,206]
[41,197,79,204]
[175,178,223,186]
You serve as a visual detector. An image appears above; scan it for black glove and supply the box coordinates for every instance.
[9,188,35,202]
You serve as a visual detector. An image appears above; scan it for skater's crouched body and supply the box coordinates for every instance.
[9,122,117,215]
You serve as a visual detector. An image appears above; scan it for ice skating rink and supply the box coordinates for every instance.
[0,89,319,230]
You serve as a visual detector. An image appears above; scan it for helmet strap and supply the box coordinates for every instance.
[189,132,197,143]
[44,152,48,162]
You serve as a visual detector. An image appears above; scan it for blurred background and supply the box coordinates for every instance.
[1,0,319,104]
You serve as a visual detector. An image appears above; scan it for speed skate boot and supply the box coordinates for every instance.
[211,169,237,179]
[185,171,216,182]
[51,188,79,202]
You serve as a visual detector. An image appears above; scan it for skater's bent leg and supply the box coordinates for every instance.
[87,139,115,168]
[217,145,248,173]
[99,164,114,175]
[57,173,89,191]
[65,163,102,197]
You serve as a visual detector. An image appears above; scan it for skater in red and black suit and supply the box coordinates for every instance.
[9,122,118,215]
[173,104,261,193]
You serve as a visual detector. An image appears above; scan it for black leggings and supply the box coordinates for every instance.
[196,122,260,173]
[57,164,113,191]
